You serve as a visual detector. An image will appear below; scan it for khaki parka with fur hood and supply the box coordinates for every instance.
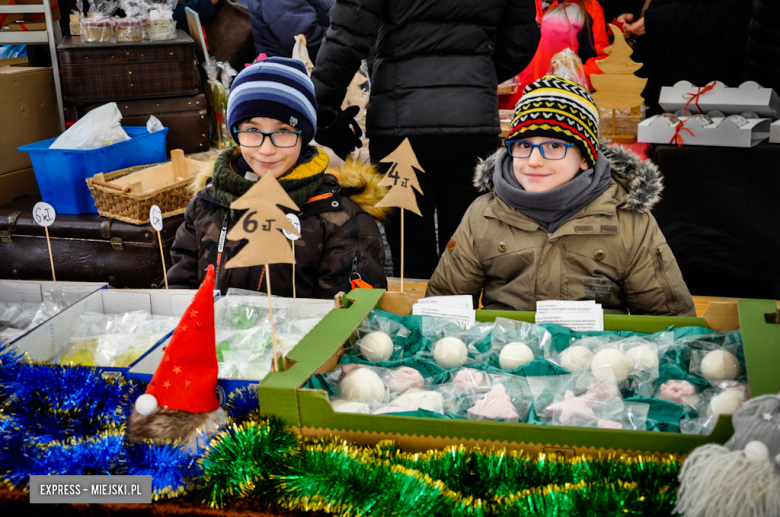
[167,146,389,297]
[427,144,696,316]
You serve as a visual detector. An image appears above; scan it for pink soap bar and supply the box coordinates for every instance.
[467,384,519,423]
[387,367,425,393]
[339,363,367,381]
[658,380,699,406]
[598,419,623,429]
[546,390,597,426]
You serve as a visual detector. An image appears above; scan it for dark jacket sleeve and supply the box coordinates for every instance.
[311,0,384,109]
[166,197,202,289]
[314,211,387,298]
[493,0,541,84]
[645,0,751,37]
[263,0,332,57]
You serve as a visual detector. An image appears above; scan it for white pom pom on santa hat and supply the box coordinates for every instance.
[135,394,158,416]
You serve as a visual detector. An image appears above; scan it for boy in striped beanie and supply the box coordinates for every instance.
[165,56,389,297]
[426,75,696,318]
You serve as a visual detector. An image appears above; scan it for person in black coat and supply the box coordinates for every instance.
[312,0,540,279]
[248,0,334,62]
[743,0,780,92]
[616,0,751,116]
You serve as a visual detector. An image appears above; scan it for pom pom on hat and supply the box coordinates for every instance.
[135,394,158,416]
[227,56,317,145]
[507,75,601,169]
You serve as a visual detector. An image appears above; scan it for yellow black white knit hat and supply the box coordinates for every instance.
[507,75,600,168]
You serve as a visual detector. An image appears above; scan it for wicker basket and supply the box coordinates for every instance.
[86,163,195,225]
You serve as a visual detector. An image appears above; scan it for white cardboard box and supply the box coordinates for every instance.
[12,289,201,372]
[1,280,107,344]
[637,115,771,148]
[658,81,780,118]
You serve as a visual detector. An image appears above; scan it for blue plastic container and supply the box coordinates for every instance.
[17,127,168,215]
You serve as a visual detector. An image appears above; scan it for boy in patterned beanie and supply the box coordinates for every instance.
[427,75,696,317]
[166,57,389,297]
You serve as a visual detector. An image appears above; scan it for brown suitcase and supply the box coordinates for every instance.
[83,94,210,154]
[58,31,199,103]
[0,197,184,288]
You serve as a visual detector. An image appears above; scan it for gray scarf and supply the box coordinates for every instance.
[493,150,612,233]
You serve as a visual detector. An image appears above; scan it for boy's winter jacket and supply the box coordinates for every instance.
[167,146,389,297]
[427,145,696,317]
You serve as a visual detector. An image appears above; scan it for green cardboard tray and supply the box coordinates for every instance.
[258,290,780,456]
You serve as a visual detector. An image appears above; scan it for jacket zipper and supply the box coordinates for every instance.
[344,249,362,291]
[656,247,679,310]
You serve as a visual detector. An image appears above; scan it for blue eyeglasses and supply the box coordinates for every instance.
[233,128,302,148]
[505,140,575,160]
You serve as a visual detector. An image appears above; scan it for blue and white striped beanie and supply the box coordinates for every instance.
[227,57,317,145]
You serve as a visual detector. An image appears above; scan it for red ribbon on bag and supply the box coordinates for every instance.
[670,120,694,147]
[682,81,717,115]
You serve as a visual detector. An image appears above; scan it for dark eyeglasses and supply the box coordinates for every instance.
[505,140,575,160]
[233,128,302,148]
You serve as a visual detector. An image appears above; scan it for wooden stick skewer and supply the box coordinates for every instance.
[291,242,296,299]
[44,227,55,281]
[400,209,404,293]
[265,264,279,372]
[157,230,169,289]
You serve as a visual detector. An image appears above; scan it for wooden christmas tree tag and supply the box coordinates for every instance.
[225,173,301,269]
[591,24,647,110]
[375,138,425,216]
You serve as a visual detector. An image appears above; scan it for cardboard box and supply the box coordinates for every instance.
[769,119,780,143]
[13,289,199,375]
[637,114,771,148]
[1,280,106,344]
[128,296,336,405]
[0,56,29,66]
[4,20,46,30]
[658,81,780,118]
[0,0,60,27]
[0,66,60,175]
[0,167,40,205]
[256,289,780,457]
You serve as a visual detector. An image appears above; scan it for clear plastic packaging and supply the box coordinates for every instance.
[465,375,532,423]
[546,371,624,428]
[0,287,87,344]
[146,5,176,41]
[373,388,445,416]
[527,374,574,421]
[81,17,114,43]
[204,60,235,149]
[418,317,494,370]
[548,48,588,89]
[346,310,411,363]
[59,310,178,367]
[115,17,143,42]
[488,317,553,372]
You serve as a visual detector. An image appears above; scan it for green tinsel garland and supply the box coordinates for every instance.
[198,413,684,516]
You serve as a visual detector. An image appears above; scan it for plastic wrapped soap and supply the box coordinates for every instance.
[376,388,444,414]
[467,384,519,423]
[330,397,370,414]
[701,350,741,381]
[559,345,593,371]
[340,368,386,403]
[591,349,631,383]
[386,367,424,393]
[709,391,744,417]
[499,342,534,370]
[359,331,393,363]
[626,345,659,372]
[658,380,699,406]
[433,337,468,369]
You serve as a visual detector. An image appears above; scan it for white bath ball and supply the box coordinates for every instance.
[359,331,394,363]
[340,368,387,403]
[709,391,744,417]
[744,441,770,463]
[330,397,370,414]
[499,342,535,370]
[433,337,468,369]
[591,349,632,383]
[701,350,741,381]
[559,346,593,371]
[626,345,659,372]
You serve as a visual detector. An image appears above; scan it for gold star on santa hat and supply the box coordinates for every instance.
[135,265,219,415]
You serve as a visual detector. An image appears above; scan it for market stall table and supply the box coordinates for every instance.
[651,141,780,300]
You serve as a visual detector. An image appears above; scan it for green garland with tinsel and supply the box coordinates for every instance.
[0,345,685,516]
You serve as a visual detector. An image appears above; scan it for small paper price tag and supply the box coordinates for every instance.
[33,202,56,227]
[149,205,163,232]
[283,213,301,241]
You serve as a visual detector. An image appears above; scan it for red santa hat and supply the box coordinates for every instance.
[135,265,219,415]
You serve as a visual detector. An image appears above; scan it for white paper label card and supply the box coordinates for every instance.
[412,304,476,328]
[415,295,474,309]
[283,213,301,241]
[33,202,56,227]
[150,205,163,231]
[535,300,604,332]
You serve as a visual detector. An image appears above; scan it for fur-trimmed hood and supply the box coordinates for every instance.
[189,146,391,222]
[472,142,663,213]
